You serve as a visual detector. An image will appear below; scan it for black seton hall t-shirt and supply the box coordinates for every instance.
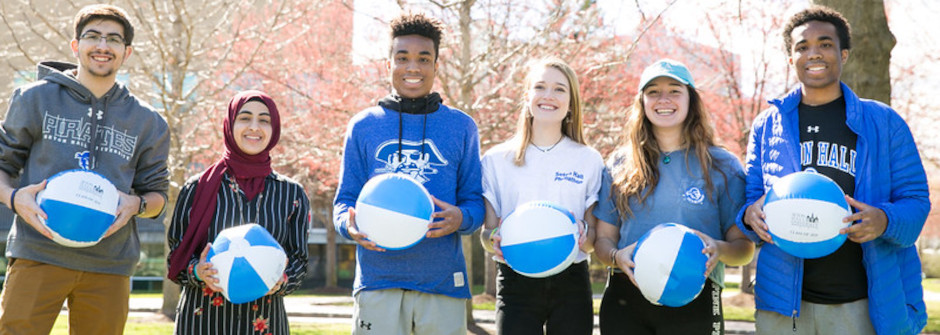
[797,95,868,304]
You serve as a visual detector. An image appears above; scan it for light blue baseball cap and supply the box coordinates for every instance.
[638,59,695,91]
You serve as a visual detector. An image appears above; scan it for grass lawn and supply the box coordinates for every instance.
[472,278,940,331]
[50,315,350,335]
[48,279,940,334]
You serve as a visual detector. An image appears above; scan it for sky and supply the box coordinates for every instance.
[348,0,940,165]
[349,0,939,152]
[352,0,938,93]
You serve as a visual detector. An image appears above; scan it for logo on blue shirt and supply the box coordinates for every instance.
[683,186,705,205]
[374,139,448,183]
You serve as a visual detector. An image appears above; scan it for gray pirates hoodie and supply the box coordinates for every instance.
[0,61,169,276]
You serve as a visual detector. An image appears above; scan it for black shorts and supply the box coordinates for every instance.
[599,270,724,335]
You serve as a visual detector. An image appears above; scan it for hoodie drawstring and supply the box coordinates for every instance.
[87,95,107,170]
[397,112,429,164]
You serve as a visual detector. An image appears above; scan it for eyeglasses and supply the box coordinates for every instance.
[79,32,126,49]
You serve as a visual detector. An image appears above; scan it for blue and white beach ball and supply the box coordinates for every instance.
[208,224,287,304]
[632,223,708,307]
[36,169,119,248]
[500,201,579,278]
[355,173,434,250]
[763,171,851,259]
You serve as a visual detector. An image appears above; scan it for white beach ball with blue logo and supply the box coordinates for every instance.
[208,224,287,304]
[763,171,851,259]
[36,169,119,248]
[355,173,434,250]
[632,223,708,307]
[500,201,579,278]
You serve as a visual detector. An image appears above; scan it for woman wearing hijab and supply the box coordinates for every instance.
[167,90,310,335]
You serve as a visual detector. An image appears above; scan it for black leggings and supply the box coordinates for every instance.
[496,262,594,335]
[599,272,724,335]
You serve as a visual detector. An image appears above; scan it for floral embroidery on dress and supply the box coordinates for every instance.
[212,296,224,307]
[252,304,259,311]
[203,286,214,296]
[252,316,269,332]
[194,307,203,316]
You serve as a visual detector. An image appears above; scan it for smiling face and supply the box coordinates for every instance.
[788,20,848,101]
[388,34,438,99]
[526,66,571,126]
[232,101,273,156]
[70,19,131,81]
[642,76,690,132]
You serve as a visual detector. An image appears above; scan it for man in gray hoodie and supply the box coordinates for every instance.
[0,4,169,334]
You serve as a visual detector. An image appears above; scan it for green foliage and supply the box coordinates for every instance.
[473,301,495,311]
[927,303,940,334]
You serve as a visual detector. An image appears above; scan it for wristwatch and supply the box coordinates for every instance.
[136,195,147,216]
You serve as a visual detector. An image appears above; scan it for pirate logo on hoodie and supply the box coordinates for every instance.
[374,139,448,183]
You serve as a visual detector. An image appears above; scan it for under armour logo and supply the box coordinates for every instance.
[359,320,372,330]
[807,125,819,133]
[86,108,103,120]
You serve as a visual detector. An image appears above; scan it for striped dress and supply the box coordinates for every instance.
[168,172,310,335]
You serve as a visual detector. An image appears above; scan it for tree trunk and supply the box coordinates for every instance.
[161,233,181,318]
[325,229,338,288]
[484,252,497,296]
[456,0,478,326]
[810,0,895,104]
[161,0,189,317]
[741,261,754,294]
[320,197,339,288]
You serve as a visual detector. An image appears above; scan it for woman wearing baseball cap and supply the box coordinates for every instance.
[592,59,755,334]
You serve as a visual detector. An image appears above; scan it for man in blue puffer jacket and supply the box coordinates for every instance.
[737,6,929,335]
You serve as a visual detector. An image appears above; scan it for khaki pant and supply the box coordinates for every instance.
[353,289,467,335]
[0,258,130,335]
[755,299,875,335]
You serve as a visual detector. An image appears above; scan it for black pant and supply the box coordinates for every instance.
[496,261,593,335]
[599,271,724,335]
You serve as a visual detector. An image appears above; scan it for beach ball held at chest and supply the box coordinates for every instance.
[355,173,434,250]
[36,169,119,248]
[633,223,708,307]
[763,171,851,259]
[208,224,287,304]
[500,201,580,278]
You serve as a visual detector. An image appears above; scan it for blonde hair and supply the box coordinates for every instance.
[512,57,585,166]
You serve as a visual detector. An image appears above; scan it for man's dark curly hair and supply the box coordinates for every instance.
[782,6,851,56]
[389,12,445,61]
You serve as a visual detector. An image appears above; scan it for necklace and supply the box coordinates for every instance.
[662,151,674,164]
[533,137,563,153]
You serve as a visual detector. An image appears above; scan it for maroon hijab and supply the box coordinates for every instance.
[167,90,281,281]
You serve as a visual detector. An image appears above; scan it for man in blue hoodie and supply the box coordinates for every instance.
[738,6,929,335]
[0,4,169,335]
[332,12,484,335]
